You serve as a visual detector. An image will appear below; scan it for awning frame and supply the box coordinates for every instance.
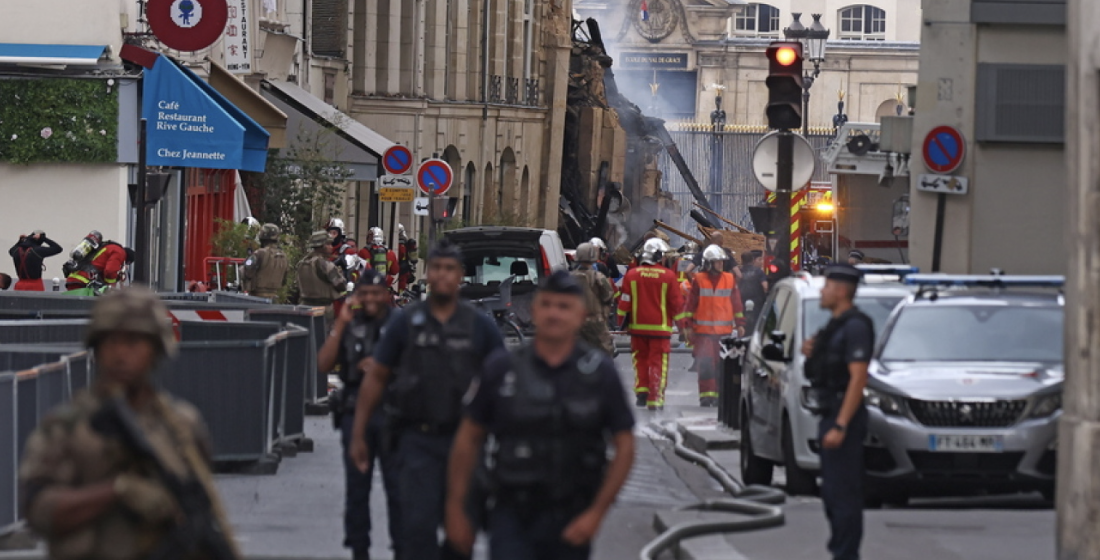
[0,43,109,67]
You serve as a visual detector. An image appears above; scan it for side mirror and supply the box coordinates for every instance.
[762,342,789,362]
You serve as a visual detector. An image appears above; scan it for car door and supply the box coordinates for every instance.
[746,286,792,461]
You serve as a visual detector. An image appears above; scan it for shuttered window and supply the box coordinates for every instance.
[971,0,1066,25]
[975,64,1065,144]
[311,0,348,58]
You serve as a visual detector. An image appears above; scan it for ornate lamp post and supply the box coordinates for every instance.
[783,13,831,136]
[710,84,727,210]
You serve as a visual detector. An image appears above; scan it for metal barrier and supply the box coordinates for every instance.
[0,320,88,345]
[247,307,328,403]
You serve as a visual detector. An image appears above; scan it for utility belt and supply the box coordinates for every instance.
[397,420,459,436]
[803,386,846,415]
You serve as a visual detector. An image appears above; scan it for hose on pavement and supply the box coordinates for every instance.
[639,422,786,560]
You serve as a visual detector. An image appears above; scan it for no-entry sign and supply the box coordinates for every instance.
[922,126,966,175]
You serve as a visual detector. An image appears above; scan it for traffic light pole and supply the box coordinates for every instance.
[775,130,794,268]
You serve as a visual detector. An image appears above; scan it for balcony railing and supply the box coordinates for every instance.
[482,75,541,107]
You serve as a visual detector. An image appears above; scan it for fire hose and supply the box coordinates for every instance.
[639,422,786,560]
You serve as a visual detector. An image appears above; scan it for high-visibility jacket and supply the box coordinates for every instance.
[359,245,398,286]
[617,264,688,338]
[686,271,746,335]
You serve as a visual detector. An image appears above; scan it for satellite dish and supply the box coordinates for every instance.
[847,134,874,156]
[752,132,817,192]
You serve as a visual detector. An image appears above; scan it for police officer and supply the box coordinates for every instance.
[801,265,874,560]
[19,287,239,560]
[349,239,504,560]
[318,270,401,560]
[297,231,347,327]
[242,223,289,300]
[445,271,636,560]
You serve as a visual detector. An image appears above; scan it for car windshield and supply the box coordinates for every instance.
[803,296,903,339]
[879,305,1063,362]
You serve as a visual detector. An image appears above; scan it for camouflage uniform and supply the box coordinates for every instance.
[297,231,347,326]
[17,287,237,560]
[242,224,289,299]
[572,243,615,355]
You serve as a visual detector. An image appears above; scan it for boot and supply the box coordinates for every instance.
[699,396,718,407]
[636,393,648,408]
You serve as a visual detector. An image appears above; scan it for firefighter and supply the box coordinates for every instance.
[359,227,399,289]
[686,245,747,407]
[9,230,62,291]
[396,224,418,292]
[617,238,688,411]
[64,232,132,292]
[296,231,348,328]
[571,242,615,355]
[242,224,289,300]
[588,237,619,280]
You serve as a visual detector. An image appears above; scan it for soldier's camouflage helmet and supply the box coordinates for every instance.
[309,230,330,248]
[85,286,177,358]
[575,242,599,263]
[259,223,281,242]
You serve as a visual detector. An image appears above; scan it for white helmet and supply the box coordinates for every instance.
[369,227,385,246]
[397,223,407,241]
[326,218,345,234]
[683,241,700,254]
[702,244,727,264]
[242,217,260,229]
[589,237,607,251]
[640,238,670,265]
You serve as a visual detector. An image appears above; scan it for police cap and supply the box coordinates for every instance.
[355,268,388,288]
[537,269,585,297]
[825,264,862,285]
[848,250,865,262]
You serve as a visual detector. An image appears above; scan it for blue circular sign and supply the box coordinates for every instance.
[417,159,453,196]
[922,126,966,174]
[382,145,413,175]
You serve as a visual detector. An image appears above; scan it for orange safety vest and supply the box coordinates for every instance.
[694,272,736,335]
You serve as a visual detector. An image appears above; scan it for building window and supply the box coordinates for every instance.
[838,5,886,40]
[734,4,781,36]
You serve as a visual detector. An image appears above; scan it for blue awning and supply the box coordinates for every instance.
[0,43,108,66]
[142,55,270,172]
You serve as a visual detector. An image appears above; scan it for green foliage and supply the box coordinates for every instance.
[209,218,303,303]
[255,126,352,245]
[0,78,119,164]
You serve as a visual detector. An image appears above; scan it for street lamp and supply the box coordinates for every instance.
[710,84,727,211]
[783,13,830,135]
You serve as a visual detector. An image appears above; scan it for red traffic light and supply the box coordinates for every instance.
[775,47,799,66]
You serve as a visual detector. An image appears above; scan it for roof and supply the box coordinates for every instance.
[261,79,392,157]
[0,43,108,67]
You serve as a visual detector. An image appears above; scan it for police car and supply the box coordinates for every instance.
[863,274,1063,504]
[739,265,917,495]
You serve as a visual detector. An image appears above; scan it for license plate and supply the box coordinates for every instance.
[928,434,1004,453]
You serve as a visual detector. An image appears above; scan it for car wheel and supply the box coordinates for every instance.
[782,417,819,496]
[741,412,774,486]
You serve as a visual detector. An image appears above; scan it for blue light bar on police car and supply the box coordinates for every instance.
[903,274,1065,288]
[855,265,920,276]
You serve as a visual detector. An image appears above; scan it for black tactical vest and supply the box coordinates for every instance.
[805,308,873,392]
[491,345,608,507]
[340,313,386,389]
[384,301,481,428]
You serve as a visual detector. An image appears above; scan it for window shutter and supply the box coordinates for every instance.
[311,0,348,58]
[975,64,1065,144]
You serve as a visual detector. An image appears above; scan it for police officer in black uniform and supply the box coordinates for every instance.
[349,239,504,560]
[318,269,401,560]
[802,264,874,560]
[445,271,636,560]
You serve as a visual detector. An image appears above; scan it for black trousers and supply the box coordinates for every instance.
[488,504,590,560]
[339,410,402,558]
[818,406,868,560]
[394,430,469,560]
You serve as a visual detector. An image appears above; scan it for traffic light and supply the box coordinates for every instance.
[430,197,452,221]
[765,41,804,130]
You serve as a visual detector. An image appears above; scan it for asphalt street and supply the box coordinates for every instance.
[210,341,1056,560]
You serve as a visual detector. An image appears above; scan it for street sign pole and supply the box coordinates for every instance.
[931,192,947,272]
[775,130,794,268]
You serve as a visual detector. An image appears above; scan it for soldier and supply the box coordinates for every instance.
[318,270,401,560]
[685,245,747,407]
[242,223,289,300]
[18,287,239,560]
[570,242,615,355]
[617,238,688,410]
[801,265,874,560]
[349,239,504,560]
[297,231,348,328]
[445,271,636,559]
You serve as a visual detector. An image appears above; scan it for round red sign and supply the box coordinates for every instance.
[147,0,229,52]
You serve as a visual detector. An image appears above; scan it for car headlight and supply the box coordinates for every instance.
[863,387,904,416]
[1030,393,1062,418]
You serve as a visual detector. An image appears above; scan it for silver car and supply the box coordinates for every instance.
[739,268,916,495]
[864,275,1064,504]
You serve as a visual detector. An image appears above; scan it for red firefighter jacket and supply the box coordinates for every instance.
[68,243,128,285]
[357,246,398,287]
[617,264,688,338]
